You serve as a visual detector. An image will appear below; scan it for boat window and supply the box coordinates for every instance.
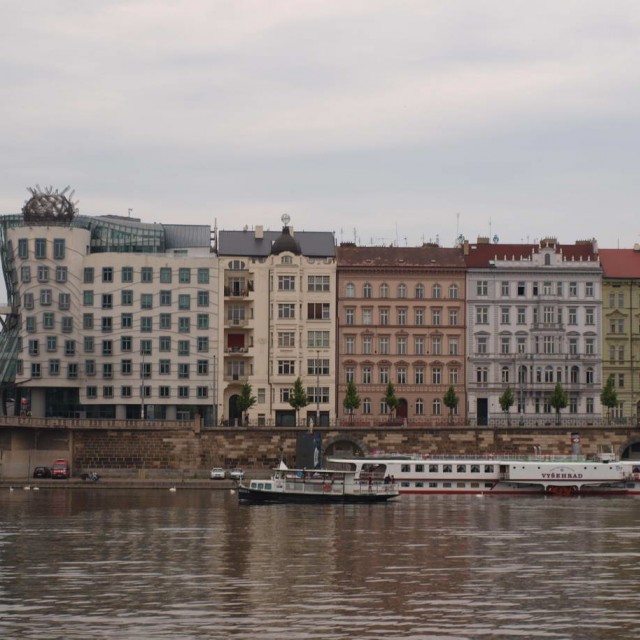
[415,464,424,472]
[401,464,410,473]
[401,481,410,487]
[457,465,466,473]
[429,482,437,488]
[484,465,494,473]
[470,482,480,488]
[429,464,438,473]
[471,465,480,473]
[415,482,424,488]
[443,464,452,473]
[443,482,452,488]
[257,483,264,489]
[456,482,465,488]
[484,482,493,488]
[265,483,271,490]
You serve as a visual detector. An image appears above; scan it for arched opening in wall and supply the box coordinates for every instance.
[228,394,241,426]
[396,399,408,419]
[324,434,368,458]
[621,439,640,460]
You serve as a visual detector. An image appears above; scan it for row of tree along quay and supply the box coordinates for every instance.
[498,376,620,426]
[231,376,618,428]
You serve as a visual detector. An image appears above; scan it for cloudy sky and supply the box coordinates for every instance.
[2,1,639,248]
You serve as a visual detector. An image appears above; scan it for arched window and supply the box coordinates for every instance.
[570,366,579,384]
[398,283,407,299]
[415,283,425,299]
[448,284,459,299]
[363,283,372,298]
[545,253,551,265]
[501,366,510,383]
[432,283,441,299]
[345,283,355,298]
[586,367,594,384]
[518,365,527,384]
[380,283,389,298]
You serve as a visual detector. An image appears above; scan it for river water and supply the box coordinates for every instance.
[1,489,639,640]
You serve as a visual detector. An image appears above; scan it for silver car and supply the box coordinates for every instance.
[229,468,244,481]
[210,467,226,480]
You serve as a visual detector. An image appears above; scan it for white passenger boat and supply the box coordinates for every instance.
[328,451,640,496]
[237,461,399,503]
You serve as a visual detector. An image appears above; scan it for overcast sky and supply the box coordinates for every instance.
[2,1,640,248]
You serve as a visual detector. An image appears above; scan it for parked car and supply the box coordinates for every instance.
[210,467,226,480]
[229,468,245,481]
[33,466,51,479]
[51,459,70,479]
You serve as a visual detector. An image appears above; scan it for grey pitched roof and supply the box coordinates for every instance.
[218,228,335,257]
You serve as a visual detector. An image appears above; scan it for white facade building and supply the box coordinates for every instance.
[465,238,603,425]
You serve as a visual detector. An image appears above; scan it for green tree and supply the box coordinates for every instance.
[384,382,399,420]
[443,385,459,425]
[499,386,515,426]
[549,382,568,425]
[600,375,618,424]
[236,382,256,426]
[289,377,308,426]
[343,380,361,423]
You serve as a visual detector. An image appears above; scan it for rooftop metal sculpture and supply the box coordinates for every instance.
[22,185,78,225]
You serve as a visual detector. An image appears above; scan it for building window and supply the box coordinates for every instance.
[141,317,153,332]
[278,360,295,375]
[308,330,329,348]
[197,337,208,352]
[363,283,372,298]
[178,294,190,310]
[18,238,28,259]
[197,268,209,284]
[585,308,595,325]
[141,294,153,309]
[416,398,424,414]
[586,282,594,297]
[178,268,190,283]
[84,268,94,284]
[102,294,113,310]
[84,337,94,353]
[346,283,355,298]
[308,275,330,291]
[21,265,31,283]
[102,267,113,283]
[197,291,209,307]
[141,267,153,283]
[379,367,389,384]
[432,399,441,415]
[345,308,355,325]
[160,336,172,352]
[34,238,47,259]
[362,367,372,384]
[432,367,442,384]
[477,280,488,296]
[363,398,371,414]
[178,317,191,333]
[278,303,296,319]
[121,313,133,329]
[500,307,510,324]
[62,317,73,333]
[415,284,425,299]
[397,336,407,355]
[278,275,296,291]
[398,308,408,325]
[121,266,134,283]
[308,303,330,320]
[159,313,171,330]
[178,363,190,379]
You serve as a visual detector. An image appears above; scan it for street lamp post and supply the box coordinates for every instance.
[212,354,217,426]
[316,350,320,427]
[140,349,145,420]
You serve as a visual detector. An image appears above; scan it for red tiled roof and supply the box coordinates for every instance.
[599,249,640,278]
[462,242,598,268]
[336,245,465,269]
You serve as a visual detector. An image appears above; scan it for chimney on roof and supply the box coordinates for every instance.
[255,225,264,240]
[463,239,469,255]
[477,236,490,244]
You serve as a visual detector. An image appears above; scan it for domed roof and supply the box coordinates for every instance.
[270,226,301,255]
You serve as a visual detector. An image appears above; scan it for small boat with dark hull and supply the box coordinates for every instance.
[237,462,399,504]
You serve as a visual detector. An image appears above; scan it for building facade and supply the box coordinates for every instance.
[599,248,640,420]
[464,237,603,425]
[217,222,336,426]
[0,203,219,421]
[336,245,467,425]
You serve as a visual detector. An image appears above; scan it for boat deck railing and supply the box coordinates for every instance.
[281,477,397,496]
[367,452,619,463]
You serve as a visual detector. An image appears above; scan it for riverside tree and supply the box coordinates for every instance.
[343,380,361,423]
[499,386,515,426]
[236,382,256,426]
[384,382,399,420]
[289,377,308,426]
[549,382,568,426]
[443,385,459,425]
[600,375,618,424]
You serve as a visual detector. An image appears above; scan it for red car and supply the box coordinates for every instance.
[51,459,70,479]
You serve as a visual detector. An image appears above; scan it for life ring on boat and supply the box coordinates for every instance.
[323,483,331,493]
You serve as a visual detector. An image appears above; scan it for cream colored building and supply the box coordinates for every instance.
[1,206,219,421]
[217,221,336,426]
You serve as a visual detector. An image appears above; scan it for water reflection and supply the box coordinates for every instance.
[1,490,639,639]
